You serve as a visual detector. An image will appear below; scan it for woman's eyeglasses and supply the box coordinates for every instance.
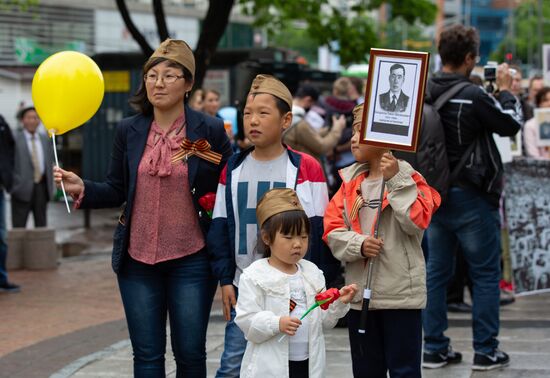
[144,73,184,84]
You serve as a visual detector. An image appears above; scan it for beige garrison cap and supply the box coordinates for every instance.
[148,38,195,78]
[256,188,304,229]
[248,74,293,110]
[352,103,364,127]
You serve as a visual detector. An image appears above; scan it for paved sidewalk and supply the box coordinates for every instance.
[1,202,550,377]
[53,290,550,378]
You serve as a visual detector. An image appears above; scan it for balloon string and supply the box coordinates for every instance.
[50,131,71,214]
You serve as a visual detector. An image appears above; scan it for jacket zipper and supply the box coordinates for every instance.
[484,133,499,191]
[457,103,464,145]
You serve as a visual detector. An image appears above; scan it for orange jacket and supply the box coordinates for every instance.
[323,161,441,310]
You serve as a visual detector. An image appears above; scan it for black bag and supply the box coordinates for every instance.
[460,130,503,204]
[395,82,471,201]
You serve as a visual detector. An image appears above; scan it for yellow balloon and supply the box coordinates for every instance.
[32,51,104,136]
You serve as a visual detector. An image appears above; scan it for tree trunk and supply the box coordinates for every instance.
[193,0,235,88]
[115,0,154,56]
[152,0,169,41]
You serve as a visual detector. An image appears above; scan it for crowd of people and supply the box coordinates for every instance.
[1,21,549,378]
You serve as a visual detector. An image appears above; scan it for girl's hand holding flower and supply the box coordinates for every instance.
[339,284,358,304]
[279,316,302,336]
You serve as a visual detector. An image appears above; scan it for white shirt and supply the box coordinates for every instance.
[288,267,309,361]
[291,105,306,127]
[390,89,401,98]
[233,152,287,286]
[23,129,45,177]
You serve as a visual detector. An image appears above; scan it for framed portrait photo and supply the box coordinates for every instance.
[535,108,550,147]
[510,131,523,157]
[543,44,550,86]
[359,48,430,152]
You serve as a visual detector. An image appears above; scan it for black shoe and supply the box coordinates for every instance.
[447,302,472,313]
[499,290,515,306]
[472,349,510,371]
[0,282,21,293]
[499,297,515,306]
[422,346,463,369]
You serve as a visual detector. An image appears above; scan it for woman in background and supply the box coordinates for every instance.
[189,88,205,112]
[203,89,222,118]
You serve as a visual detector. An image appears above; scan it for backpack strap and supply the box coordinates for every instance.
[433,81,471,111]
[431,80,474,184]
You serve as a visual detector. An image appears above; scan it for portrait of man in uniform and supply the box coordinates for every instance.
[378,63,409,112]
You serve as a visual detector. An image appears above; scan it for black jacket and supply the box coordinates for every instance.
[0,115,14,192]
[427,72,521,206]
[379,90,410,112]
[79,106,233,273]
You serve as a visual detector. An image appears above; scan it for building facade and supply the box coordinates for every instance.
[0,0,254,127]
[436,0,518,65]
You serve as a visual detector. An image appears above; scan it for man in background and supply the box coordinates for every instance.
[11,107,54,228]
[347,76,365,105]
[284,85,346,161]
[422,24,520,371]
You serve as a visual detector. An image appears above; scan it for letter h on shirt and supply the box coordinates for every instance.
[237,181,285,255]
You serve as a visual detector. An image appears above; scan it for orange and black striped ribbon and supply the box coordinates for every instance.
[349,191,365,221]
[171,138,222,165]
[289,299,297,313]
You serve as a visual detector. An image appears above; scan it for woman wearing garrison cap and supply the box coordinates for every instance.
[54,39,233,377]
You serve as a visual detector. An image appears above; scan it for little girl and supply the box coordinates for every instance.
[235,188,357,378]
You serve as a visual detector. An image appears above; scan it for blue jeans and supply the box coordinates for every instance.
[423,187,501,355]
[216,288,247,378]
[118,250,216,378]
[0,190,8,285]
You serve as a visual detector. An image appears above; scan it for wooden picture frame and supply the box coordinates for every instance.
[360,48,430,152]
[535,108,550,147]
[510,131,523,157]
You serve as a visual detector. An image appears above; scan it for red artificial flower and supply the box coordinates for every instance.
[198,192,216,217]
[315,288,341,310]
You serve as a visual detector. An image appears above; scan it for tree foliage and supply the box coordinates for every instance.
[0,0,38,11]
[271,27,319,66]
[490,0,550,68]
[241,0,436,65]
[367,0,437,25]
[115,0,437,85]
[380,18,434,52]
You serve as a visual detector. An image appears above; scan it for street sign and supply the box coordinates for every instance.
[14,38,86,65]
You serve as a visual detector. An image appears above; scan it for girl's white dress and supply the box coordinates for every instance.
[235,258,350,378]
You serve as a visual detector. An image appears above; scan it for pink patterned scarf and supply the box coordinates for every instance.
[146,114,186,177]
